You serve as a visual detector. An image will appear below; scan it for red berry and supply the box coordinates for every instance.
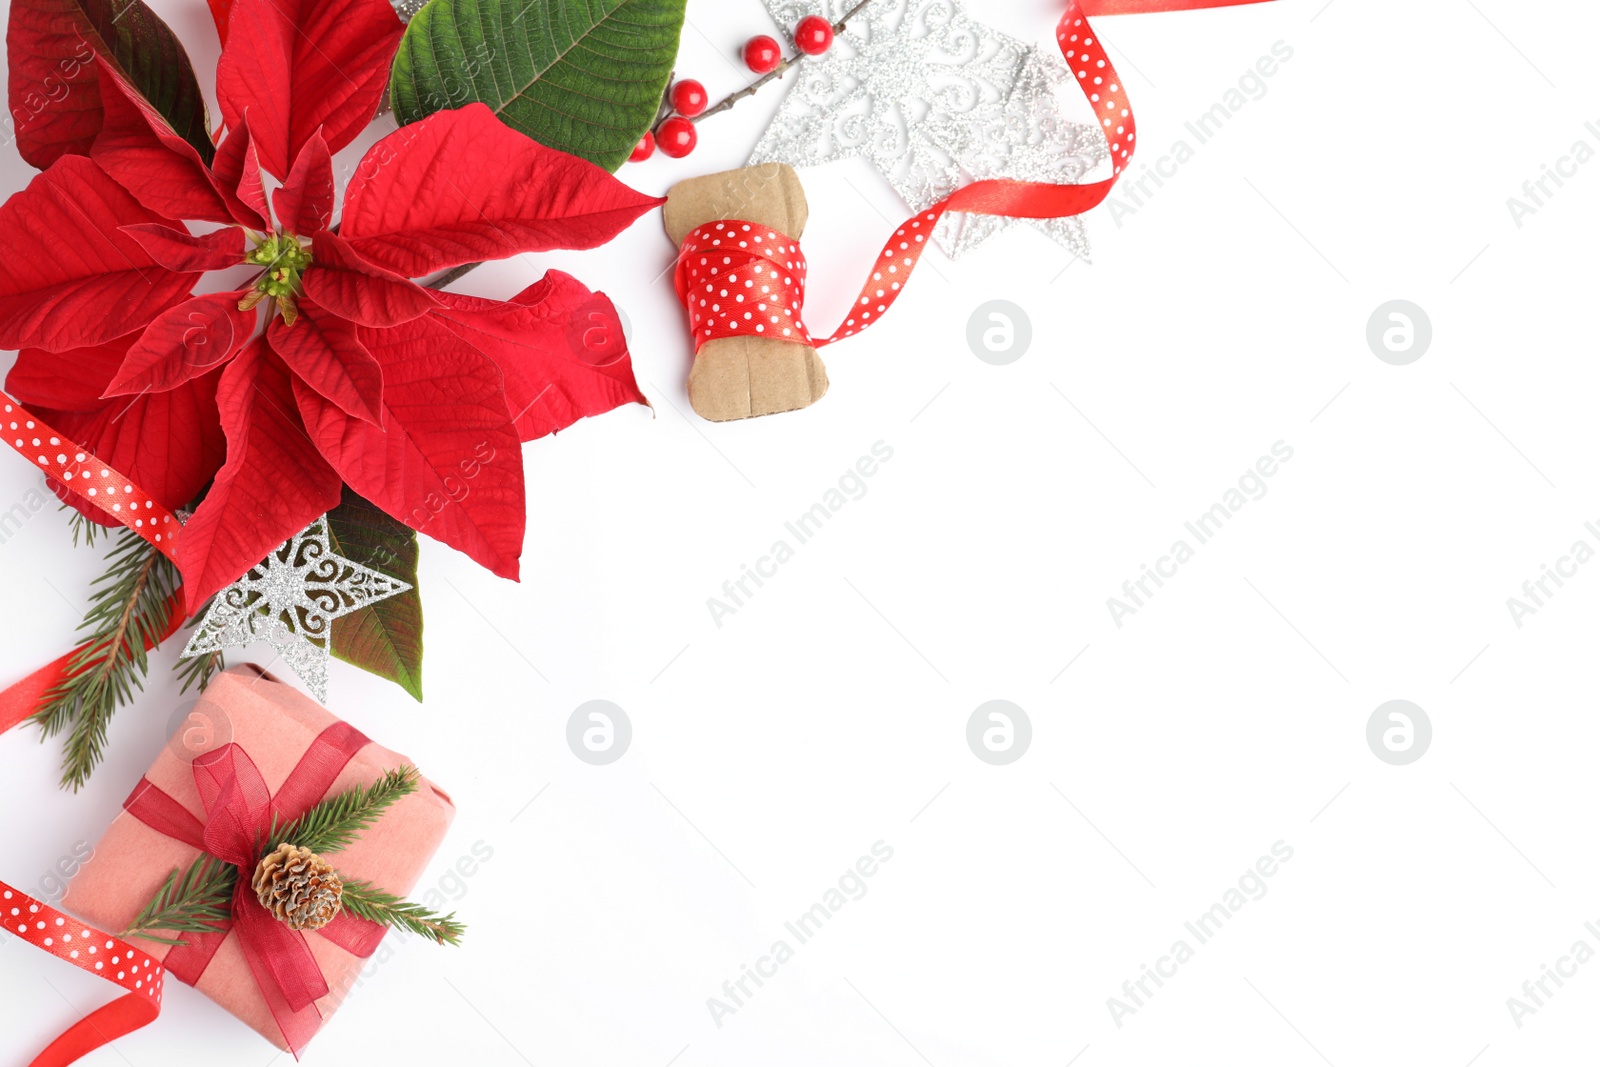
[658,117,698,158]
[671,79,709,118]
[794,15,834,56]
[743,34,783,74]
[629,131,656,163]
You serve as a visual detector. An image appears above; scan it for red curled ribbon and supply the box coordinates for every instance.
[119,721,389,1057]
[677,0,1278,351]
[1,880,165,1067]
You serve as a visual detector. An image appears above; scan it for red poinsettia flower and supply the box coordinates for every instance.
[0,0,661,610]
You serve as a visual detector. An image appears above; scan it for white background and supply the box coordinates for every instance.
[3,0,1598,1064]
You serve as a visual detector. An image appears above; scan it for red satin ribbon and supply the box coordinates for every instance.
[0,591,185,738]
[120,721,387,1058]
[676,0,1278,351]
[0,880,165,1067]
[677,221,816,350]
[0,391,182,564]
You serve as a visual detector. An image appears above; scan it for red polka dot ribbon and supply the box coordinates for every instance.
[676,0,1276,352]
[676,221,817,348]
[0,390,181,564]
[1,879,165,1066]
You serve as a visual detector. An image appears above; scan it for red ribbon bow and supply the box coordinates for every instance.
[121,721,388,1057]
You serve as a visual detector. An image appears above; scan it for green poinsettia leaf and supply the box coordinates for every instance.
[7,0,212,168]
[389,0,687,172]
[325,488,424,702]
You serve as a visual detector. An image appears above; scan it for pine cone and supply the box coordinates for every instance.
[252,843,344,931]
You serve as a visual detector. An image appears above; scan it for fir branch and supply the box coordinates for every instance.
[63,507,103,549]
[173,649,223,694]
[33,528,181,790]
[267,766,421,856]
[122,855,236,946]
[172,595,222,693]
[340,880,465,946]
[120,781,465,949]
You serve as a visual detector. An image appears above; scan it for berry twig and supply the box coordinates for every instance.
[639,0,876,161]
[696,0,871,127]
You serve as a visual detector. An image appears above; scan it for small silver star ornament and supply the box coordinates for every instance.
[181,515,412,702]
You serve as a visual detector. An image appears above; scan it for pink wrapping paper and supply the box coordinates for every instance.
[63,664,455,1052]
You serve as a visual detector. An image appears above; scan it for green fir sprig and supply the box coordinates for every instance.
[266,766,420,855]
[35,517,229,788]
[122,854,235,946]
[173,595,224,695]
[64,507,103,549]
[126,765,462,947]
[33,527,180,790]
[341,881,465,946]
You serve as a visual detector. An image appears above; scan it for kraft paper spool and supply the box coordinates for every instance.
[663,163,829,422]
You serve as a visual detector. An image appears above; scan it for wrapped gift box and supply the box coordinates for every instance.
[64,664,455,1052]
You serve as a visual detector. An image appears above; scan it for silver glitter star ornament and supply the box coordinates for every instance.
[749,0,1108,260]
[181,516,413,702]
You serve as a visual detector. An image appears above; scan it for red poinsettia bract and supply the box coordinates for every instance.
[0,0,662,611]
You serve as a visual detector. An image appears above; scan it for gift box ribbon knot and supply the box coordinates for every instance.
[119,720,388,1054]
